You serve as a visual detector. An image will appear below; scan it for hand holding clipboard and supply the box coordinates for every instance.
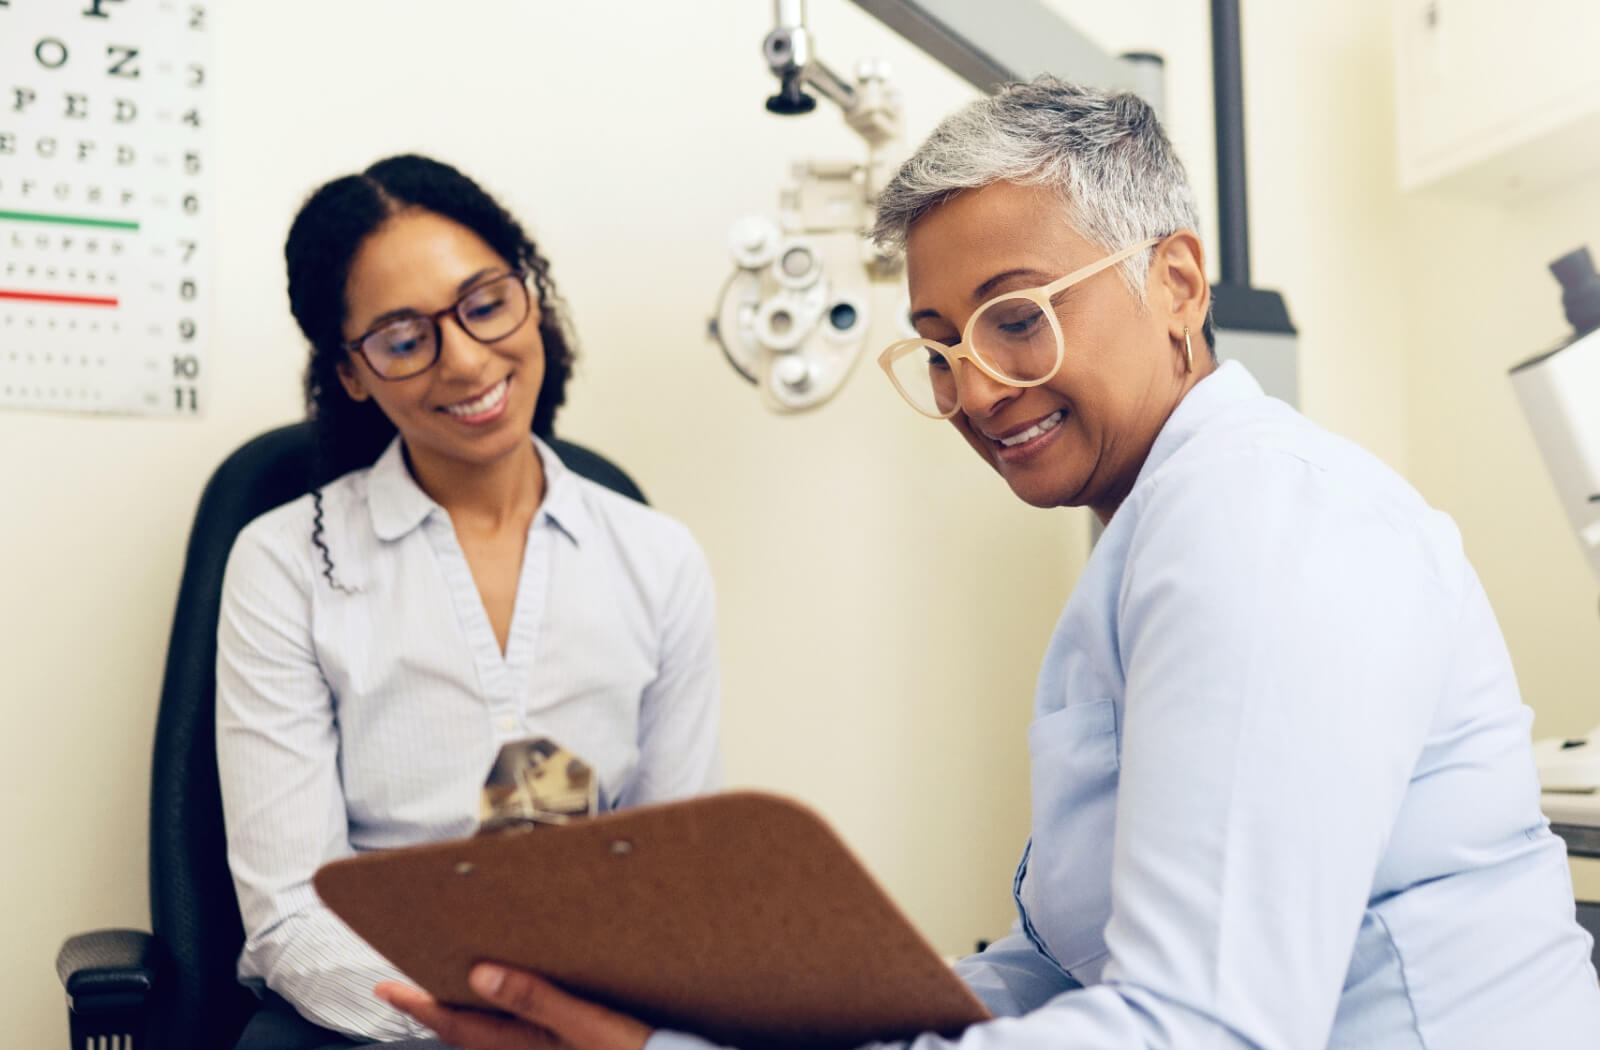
[315,741,990,1050]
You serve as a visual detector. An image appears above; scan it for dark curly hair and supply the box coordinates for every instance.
[284,154,576,587]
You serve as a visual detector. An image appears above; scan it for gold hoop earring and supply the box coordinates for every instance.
[1183,327,1194,375]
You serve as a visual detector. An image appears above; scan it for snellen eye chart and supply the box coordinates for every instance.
[1,0,213,416]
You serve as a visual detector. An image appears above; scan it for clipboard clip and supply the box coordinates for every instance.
[477,737,599,834]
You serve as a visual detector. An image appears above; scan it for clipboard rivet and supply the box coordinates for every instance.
[610,840,633,856]
[454,862,476,875]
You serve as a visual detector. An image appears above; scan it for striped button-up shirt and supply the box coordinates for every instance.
[217,435,721,1040]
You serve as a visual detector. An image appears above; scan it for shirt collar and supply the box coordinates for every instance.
[365,434,592,545]
[366,437,433,541]
[533,436,591,546]
[1130,359,1264,492]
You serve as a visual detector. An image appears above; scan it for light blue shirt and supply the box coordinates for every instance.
[655,362,1599,1050]
[217,436,721,1041]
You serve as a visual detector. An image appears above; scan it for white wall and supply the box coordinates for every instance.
[6,2,1597,1048]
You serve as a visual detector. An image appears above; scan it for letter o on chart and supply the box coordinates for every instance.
[35,38,69,69]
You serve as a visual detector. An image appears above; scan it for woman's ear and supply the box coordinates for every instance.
[1154,230,1210,338]
[335,359,371,403]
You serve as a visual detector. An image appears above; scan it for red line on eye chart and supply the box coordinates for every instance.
[0,289,120,308]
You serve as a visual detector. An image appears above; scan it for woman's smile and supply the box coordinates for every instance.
[983,407,1067,464]
[438,375,512,424]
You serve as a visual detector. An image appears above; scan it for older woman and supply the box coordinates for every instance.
[383,78,1600,1049]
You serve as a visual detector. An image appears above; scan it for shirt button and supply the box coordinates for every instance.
[497,716,516,733]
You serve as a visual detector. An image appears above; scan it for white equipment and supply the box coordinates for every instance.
[708,4,902,413]
[1510,245,1600,792]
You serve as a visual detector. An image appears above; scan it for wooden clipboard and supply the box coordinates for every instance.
[314,791,992,1050]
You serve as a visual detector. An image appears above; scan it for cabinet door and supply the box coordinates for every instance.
[1396,0,1600,190]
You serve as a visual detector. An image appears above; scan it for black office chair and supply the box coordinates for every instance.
[54,422,646,1050]
[1580,901,1600,974]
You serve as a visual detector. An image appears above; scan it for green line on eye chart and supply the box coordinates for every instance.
[0,209,140,232]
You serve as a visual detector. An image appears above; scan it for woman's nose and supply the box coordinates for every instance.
[435,315,492,377]
[952,358,1018,420]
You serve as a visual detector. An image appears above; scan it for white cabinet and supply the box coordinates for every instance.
[1394,0,1600,201]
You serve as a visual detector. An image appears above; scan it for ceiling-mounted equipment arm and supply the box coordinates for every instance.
[765,1,854,115]
[848,0,1167,121]
[765,1,900,156]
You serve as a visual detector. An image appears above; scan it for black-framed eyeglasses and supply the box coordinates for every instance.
[343,270,533,381]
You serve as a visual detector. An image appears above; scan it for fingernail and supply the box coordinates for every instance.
[471,964,506,997]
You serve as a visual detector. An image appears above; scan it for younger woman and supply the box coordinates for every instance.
[217,155,722,1048]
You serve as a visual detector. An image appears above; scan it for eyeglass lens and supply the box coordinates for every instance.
[360,274,529,378]
[888,293,1061,416]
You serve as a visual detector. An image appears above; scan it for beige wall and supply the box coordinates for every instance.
[5,2,1597,1047]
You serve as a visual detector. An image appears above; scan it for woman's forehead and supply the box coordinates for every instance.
[905,183,1093,308]
[345,211,502,313]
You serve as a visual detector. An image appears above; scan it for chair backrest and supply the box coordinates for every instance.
[145,421,645,1050]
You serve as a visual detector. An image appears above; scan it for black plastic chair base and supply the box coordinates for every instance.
[66,1011,149,1050]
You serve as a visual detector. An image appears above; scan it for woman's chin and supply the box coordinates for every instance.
[1001,469,1081,509]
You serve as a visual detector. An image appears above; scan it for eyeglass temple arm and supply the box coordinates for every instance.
[1037,237,1162,300]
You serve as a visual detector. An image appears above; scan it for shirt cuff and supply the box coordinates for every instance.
[646,1029,730,1050]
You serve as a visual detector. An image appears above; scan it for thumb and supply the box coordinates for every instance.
[471,964,651,1050]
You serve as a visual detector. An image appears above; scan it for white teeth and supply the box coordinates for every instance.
[443,378,508,417]
[998,410,1064,448]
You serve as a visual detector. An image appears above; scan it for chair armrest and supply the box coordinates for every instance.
[1577,901,1600,973]
[56,929,158,1013]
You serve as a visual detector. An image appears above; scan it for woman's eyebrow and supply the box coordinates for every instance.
[910,267,1057,326]
[359,267,505,330]
[971,268,1053,302]
[455,266,499,293]
[361,306,420,330]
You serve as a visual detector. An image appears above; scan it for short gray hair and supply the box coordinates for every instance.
[873,76,1201,309]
